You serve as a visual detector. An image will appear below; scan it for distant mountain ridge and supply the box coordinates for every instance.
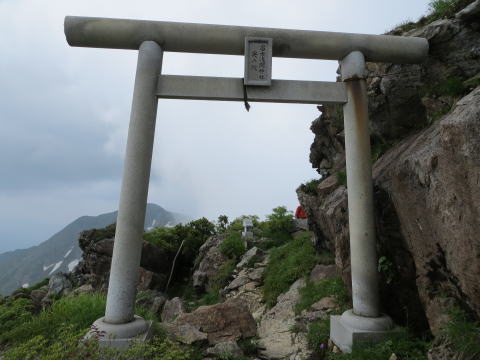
[0,204,188,296]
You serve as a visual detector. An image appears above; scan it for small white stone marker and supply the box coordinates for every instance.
[242,218,254,238]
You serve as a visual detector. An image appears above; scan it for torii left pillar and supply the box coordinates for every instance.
[90,40,163,347]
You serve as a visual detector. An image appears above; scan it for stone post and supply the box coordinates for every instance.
[90,40,163,346]
[330,51,393,352]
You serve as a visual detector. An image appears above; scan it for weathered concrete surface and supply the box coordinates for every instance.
[64,16,428,63]
[104,40,163,325]
[299,86,480,334]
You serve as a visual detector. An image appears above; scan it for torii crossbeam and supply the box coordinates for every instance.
[64,16,428,352]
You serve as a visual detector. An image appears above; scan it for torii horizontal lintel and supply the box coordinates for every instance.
[156,75,347,104]
[64,16,429,64]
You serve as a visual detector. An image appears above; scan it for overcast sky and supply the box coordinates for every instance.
[0,0,431,253]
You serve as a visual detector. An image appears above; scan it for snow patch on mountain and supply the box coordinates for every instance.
[64,247,73,258]
[43,263,54,272]
[68,259,80,272]
[49,261,63,275]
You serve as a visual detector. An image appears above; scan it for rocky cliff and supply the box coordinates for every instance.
[298,2,480,337]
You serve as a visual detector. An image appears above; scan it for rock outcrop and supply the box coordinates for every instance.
[257,279,313,360]
[167,298,257,345]
[72,225,169,291]
[299,86,480,335]
[299,4,480,338]
[192,234,229,292]
[310,12,480,177]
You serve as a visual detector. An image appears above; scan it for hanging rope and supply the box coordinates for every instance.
[243,80,251,112]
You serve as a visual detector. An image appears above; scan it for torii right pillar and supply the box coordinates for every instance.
[330,51,394,352]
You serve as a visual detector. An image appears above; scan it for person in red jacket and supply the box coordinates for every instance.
[295,205,307,219]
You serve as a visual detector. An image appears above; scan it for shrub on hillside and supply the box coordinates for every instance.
[220,231,246,260]
[144,217,216,281]
[257,206,295,249]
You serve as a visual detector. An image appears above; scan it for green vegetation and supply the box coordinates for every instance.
[244,254,260,269]
[220,231,246,260]
[144,217,216,282]
[295,277,350,315]
[328,331,430,360]
[464,72,480,90]
[257,206,295,249]
[426,0,474,22]
[238,337,260,357]
[336,170,347,186]
[1,293,105,347]
[0,298,34,345]
[377,256,396,285]
[437,77,466,97]
[185,258,237,310]
[216,215,229,233]
[395,19,417,33]
[10,278,50,298]
[299,179,322,196]
[442,306,480,359]
[263,232,317,307]
[389,1,476,33]
[307,319,330,350]
[0,293,197,360]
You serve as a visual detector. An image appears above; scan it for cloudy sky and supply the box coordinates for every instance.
[0,0,431,253]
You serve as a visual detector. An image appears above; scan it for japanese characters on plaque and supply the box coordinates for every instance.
[244,37,273,86]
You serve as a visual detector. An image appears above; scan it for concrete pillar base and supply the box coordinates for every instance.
[86,315,153,349]
[330,310,394,353]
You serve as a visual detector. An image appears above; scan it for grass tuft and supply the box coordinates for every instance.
[262,232,317,308]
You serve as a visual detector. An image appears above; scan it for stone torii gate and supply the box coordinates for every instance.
[64,16,428,352]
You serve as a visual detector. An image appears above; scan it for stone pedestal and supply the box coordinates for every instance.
[87,316,153,349]
[330,310,394,352]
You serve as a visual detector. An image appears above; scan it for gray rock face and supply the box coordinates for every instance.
[299,87,480,335]
[136,290,167,316]
[225,256,267,322]
[47,273,72,296]
[161,322,208,344]
[236,246,264,269]
[310,14,480,177]
[192,234,229,292]
[456,0,480,21]
[72,225,168,291]
[161,297,185,322]
[257,279,313,360]
[310,264,337,282]
[206,341,244,358]
[169,298,257,345]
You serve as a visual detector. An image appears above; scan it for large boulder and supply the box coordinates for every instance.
[161,297,185,322]
[167,298,256,345]
[299,87,480,334]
